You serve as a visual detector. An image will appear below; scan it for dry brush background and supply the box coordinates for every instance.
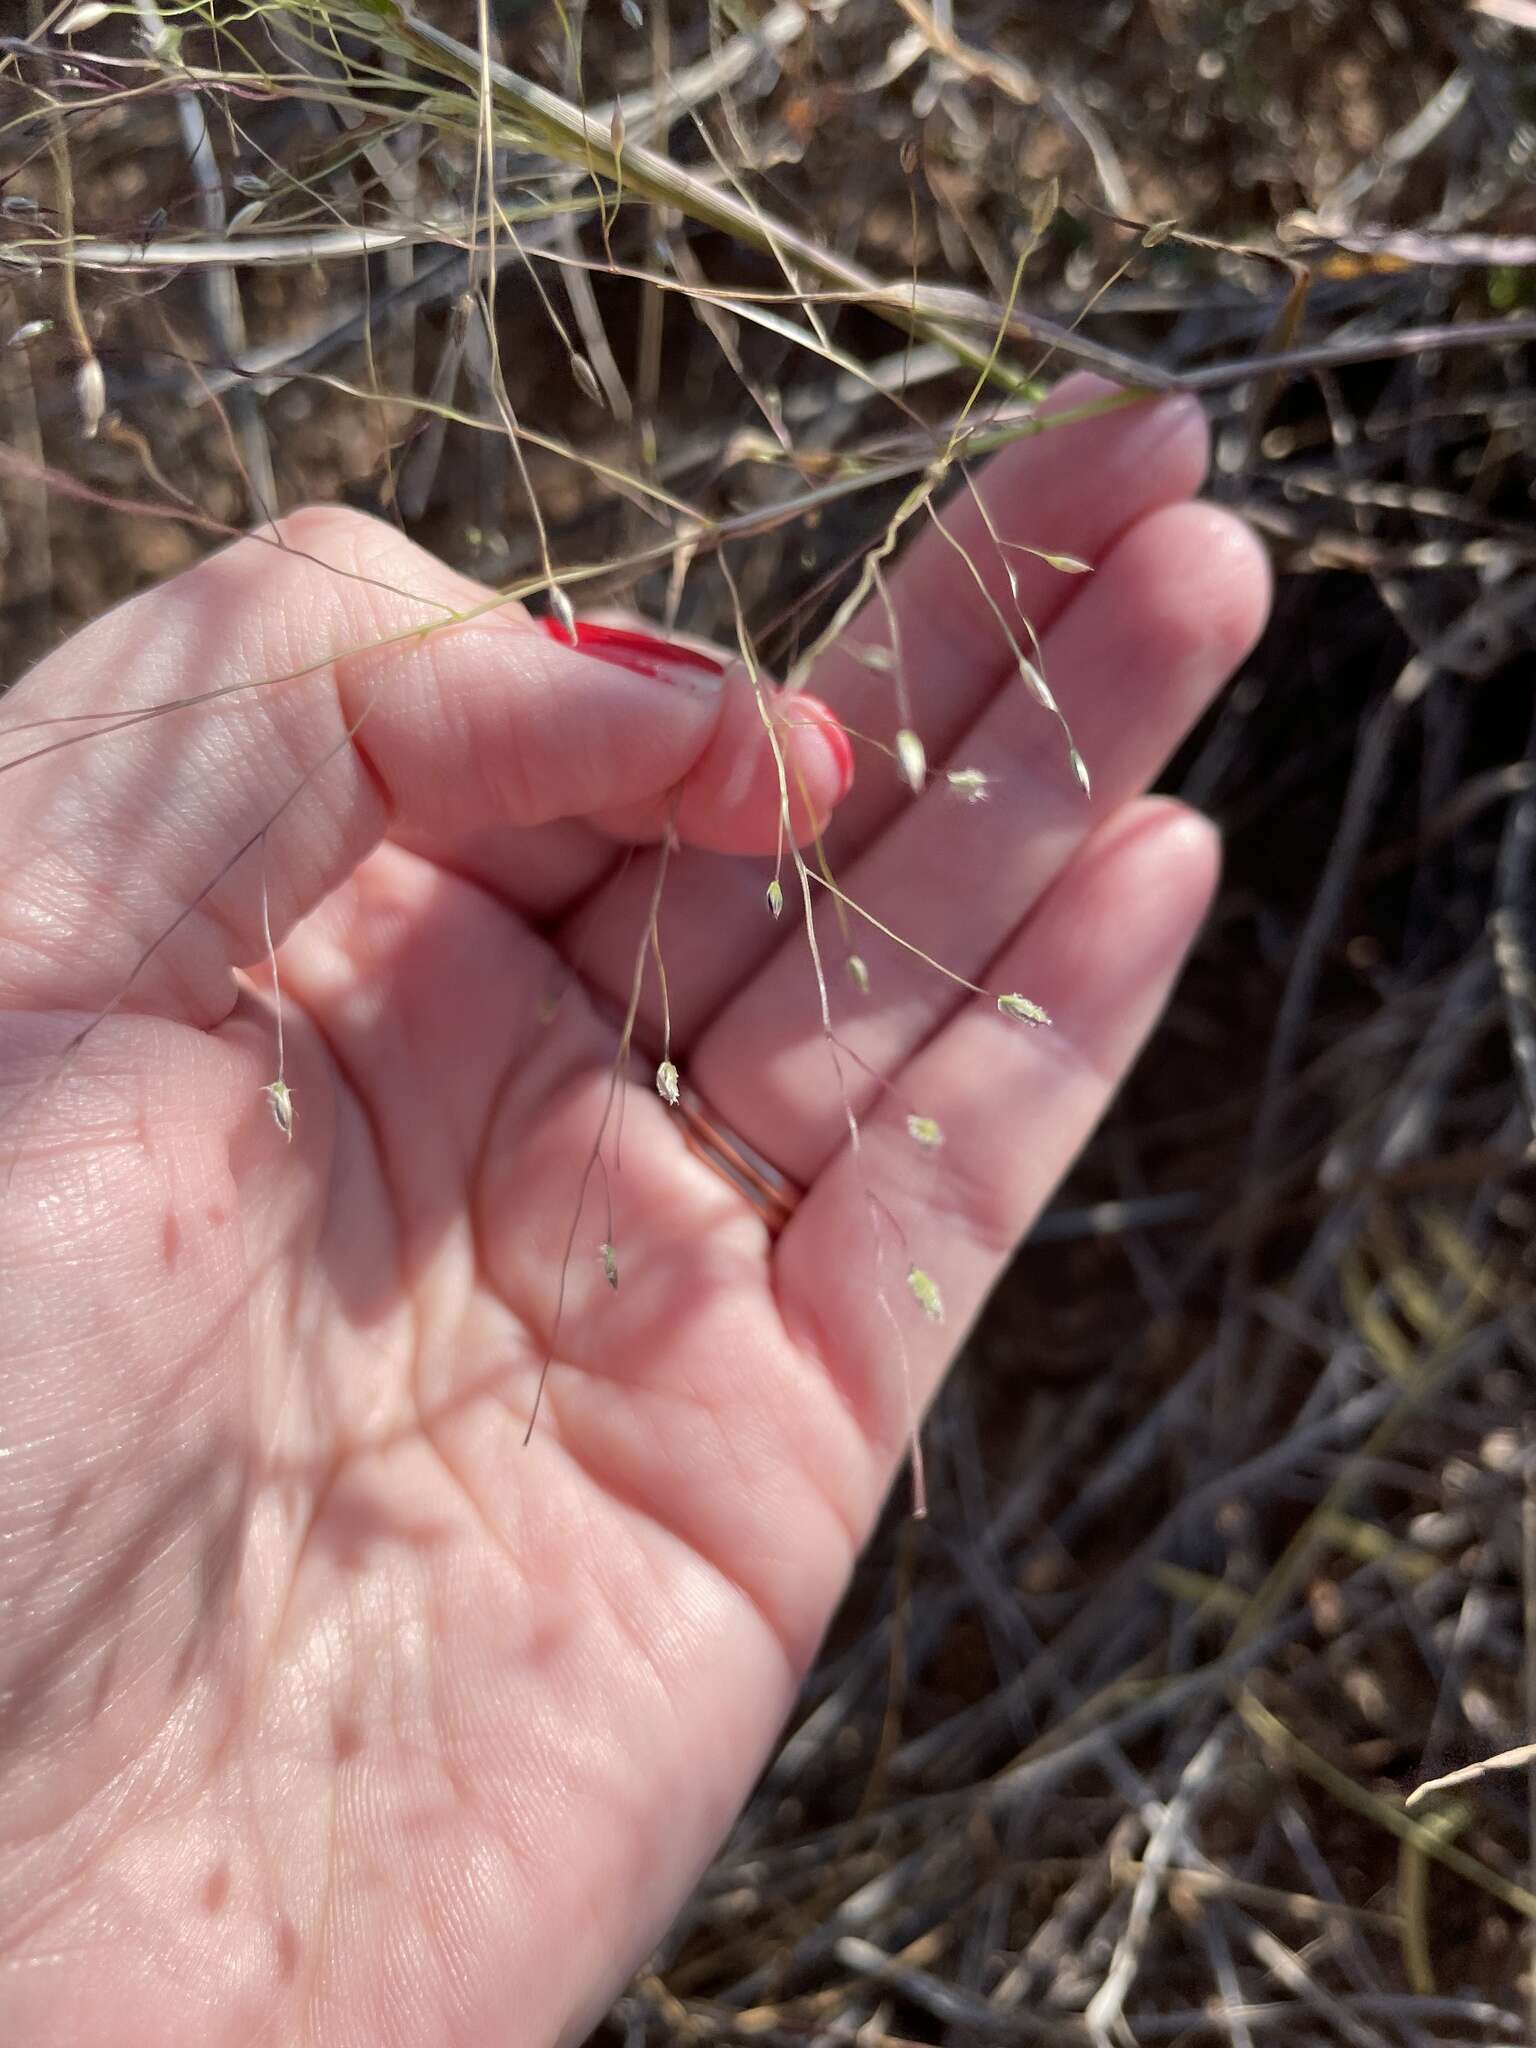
[4,2,1536,2041]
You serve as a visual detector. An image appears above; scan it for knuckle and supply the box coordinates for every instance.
[269,502,391,566]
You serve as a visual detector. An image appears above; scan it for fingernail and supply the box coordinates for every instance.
[538,616,727,684]
[796,695,856,803]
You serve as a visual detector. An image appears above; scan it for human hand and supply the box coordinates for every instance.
[0,378,1268,2047]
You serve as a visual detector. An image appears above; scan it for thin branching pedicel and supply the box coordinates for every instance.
[258,851,293,1141]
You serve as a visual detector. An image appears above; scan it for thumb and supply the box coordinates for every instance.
[0,507,843,1024]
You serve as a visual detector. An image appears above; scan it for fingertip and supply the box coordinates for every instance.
[665,678,854,854]
[1083,796,1222,947]
[1160,499,1273,644]
[1043,373,1208,468]
[780,692,855,816]
[1147,799,1222,905]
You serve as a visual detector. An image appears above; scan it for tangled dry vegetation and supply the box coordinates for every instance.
[4,1,1536,2041]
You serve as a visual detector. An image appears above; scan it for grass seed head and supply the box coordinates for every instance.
[847,955,871,994]
[656,1059,680,1107]
[1019,658,1058,715]
[262,1078,295,1141]
[906,1264,944,1322]
[548,584,578,646]
[600,1241,619,1290]
[76,357,106,440]
[946,767,991,803]
[896,727,926,794]
[766,877,784,919]
[998,992,1051,1027]
[906,1114,944,1148]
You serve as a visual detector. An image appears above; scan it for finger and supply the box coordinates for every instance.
[587,682,853,852]
[690,502,1269,1180]
[811,375,1209,858]
[388,685,850,922]
[532,618,854,850]
[0,509,848,1023]
[774,799,1219,1505]
[557,379,1210,1045]
[387,814,619,923]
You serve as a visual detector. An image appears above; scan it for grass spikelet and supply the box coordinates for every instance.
[998,992,1051,1026]
[548,583,579,646]
[258,855,292,1140]
[906,1264,944,1323]
[895,728,927,794]
[262,1078,295,1141]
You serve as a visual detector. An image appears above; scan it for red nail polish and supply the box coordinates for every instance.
[798,697,856,802]
[538,615,727,681]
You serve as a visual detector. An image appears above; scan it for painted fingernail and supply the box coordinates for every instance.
[538,615,727,681]
[796,695,856,803]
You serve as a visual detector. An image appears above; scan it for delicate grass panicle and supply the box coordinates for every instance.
[0,0,1130,1523]
[0,0,1083,1518]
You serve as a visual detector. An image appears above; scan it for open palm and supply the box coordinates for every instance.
[0,380,1267,2048]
